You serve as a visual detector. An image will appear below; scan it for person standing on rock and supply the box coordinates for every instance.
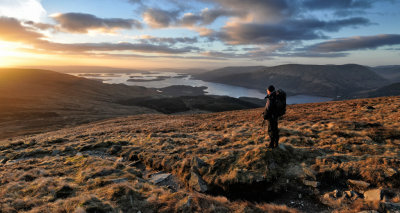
[263,85,280,148]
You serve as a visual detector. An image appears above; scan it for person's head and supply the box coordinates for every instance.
[267,85,275,95]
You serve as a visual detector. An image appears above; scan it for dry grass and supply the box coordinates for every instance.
[0,96,399,212]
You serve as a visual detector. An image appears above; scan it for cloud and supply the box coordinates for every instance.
[180,8,242,26]
[214,17,371,45]
[142,8,179,28]
[305,34,400,52]
[203,0,295,22]
[302,0,373,10]
[24,20,54,31]
[38,41,199,54]
[139,35,198,44]
[0,16,44,42]
[0,16,197,55]
[127,0,143,5]
[0,0,46,22]
[52,12,142,33]
[142,6,242,28]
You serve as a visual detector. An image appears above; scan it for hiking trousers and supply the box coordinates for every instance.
[268,118,279,148]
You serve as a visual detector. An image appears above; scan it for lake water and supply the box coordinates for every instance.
[71,72,332,104]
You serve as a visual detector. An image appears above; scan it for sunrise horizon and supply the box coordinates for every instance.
[1,0,400,69]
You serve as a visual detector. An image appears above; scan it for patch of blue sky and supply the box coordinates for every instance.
[42,0,140,19]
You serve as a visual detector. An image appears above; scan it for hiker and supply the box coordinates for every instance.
[263,85,280,148]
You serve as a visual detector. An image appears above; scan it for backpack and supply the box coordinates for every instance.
[275,89,286,117]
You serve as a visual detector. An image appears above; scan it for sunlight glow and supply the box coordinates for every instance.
[0,0,46,22]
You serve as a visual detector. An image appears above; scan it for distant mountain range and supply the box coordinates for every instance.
[194,64,392,98]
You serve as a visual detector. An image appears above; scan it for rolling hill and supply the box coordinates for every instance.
[194,64,389,97]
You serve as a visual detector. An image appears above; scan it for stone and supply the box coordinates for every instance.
[149,172,179,191]
[150,173,171,184]
[364,188,383,201]
[189,172,208,192]
[303,179,320,188]
[348,179,370,191]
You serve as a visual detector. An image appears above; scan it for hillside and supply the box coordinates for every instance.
[0,69,262,140]
[0,68,158,140]
[1,96,399,212]
[194,64,389,97]
[337,82,400,100]
[371,66,400,83]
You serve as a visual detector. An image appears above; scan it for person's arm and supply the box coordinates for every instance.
[263,97,271,119]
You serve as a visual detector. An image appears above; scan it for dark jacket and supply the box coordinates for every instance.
[263,91,277,120]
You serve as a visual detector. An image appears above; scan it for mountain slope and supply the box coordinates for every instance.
[195,64,389,97]
[1,96,399,212]
[0,68,157,139]
[371,65,400,83]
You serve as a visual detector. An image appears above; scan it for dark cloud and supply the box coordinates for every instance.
[215,17,370,44]
[180,8,242,26]
[142,7,239,28]
[24,21,54,31]
[38,41,199,54]
[0,17,197,55]
[141,36,198,44]
[52,12,142,33]
[303,0,373,10]
[283,52,349,58]
[305,34,400,52]
[203,0,295,21]
[142,8,179,28]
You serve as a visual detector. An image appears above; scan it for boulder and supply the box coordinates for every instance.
[303,179,320,188]
[364,188,383,201]
[348,179,370,192]
[189,172,208,192]
[149,172,179,191]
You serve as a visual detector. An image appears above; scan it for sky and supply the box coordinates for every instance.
[0,0,399,69]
